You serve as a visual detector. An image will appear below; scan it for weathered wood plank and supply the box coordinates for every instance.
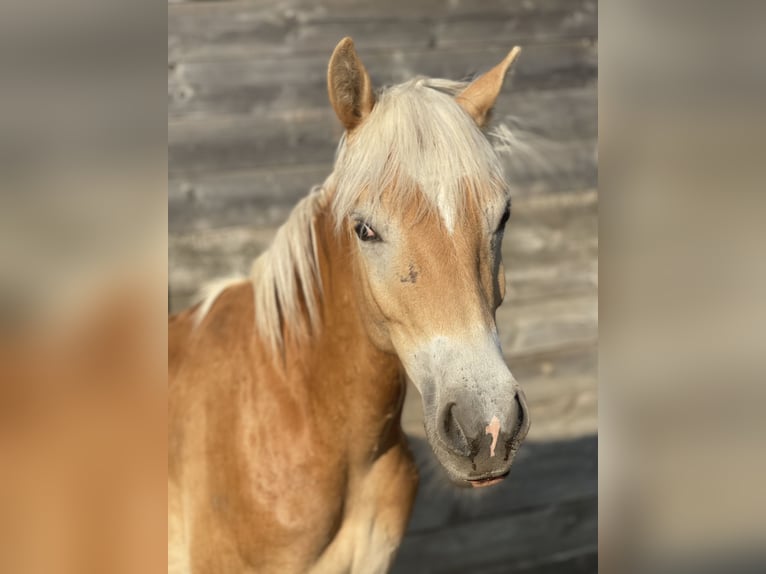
[446,547,597,574]
[169,163,329,232]
[169,0,596,18]
[437,11,597,48]
[168,0,592,13]
[391,495,597,573]
[169,113,336,177]
[495,294,597,359]
[523,377,598,442]
[169,225,274,309]
[504,339,597,385]
[169,41,597,118]
[169,56,596,125]
[169,0,597,29]
[503,190,598,270]
[169,0,597,62]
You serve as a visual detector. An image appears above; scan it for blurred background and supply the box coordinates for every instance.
[169,0,597,572]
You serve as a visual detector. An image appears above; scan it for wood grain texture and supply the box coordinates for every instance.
[393,494,597,573]
[169,0,597,42]
[170,42,597,118]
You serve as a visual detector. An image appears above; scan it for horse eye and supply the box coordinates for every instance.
[497,206,511,232]
[354,222,380,242]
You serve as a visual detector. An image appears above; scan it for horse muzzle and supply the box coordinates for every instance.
[426,386,530,486]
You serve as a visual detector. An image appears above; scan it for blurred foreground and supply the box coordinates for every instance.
[0,1,166,572]
[600,1,766,571]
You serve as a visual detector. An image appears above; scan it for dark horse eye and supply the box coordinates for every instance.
[497,204,511,232]
[354,221,380,242]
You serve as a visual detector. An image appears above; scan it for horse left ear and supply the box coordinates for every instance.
[456,46,522,128]
[327,37,375,131]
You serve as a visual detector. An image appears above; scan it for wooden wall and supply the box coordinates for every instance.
[168,1,598,572]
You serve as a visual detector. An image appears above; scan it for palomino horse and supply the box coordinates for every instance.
[169,38,531,573]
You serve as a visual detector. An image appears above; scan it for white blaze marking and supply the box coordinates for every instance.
[485,416,501,457]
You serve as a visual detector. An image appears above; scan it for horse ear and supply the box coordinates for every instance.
[327,37,375,131]
[456,46,522,128]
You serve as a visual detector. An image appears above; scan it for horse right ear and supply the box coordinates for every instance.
[327,37,375,131]
[456,46,522,128]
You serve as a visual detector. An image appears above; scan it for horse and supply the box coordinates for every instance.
[169,37,531,574]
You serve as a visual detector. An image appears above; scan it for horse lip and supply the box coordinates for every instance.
[465,471,509,488]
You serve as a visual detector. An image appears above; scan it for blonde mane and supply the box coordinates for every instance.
[250,186,325,350]
[197,77,516,350]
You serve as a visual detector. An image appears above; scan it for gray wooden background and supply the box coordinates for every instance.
[169,0,597,572]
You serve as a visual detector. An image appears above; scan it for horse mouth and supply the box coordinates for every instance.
[465,471,509,488]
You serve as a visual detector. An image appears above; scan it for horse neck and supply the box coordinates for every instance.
[300,206,406,458]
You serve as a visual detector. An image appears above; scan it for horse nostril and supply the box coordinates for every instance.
[513,391,530,440]
[440,403,471,456]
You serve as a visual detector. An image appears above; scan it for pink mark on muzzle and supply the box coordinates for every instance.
[485,416,501,457]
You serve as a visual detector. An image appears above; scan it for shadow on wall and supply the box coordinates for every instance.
[393,434,597,574]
